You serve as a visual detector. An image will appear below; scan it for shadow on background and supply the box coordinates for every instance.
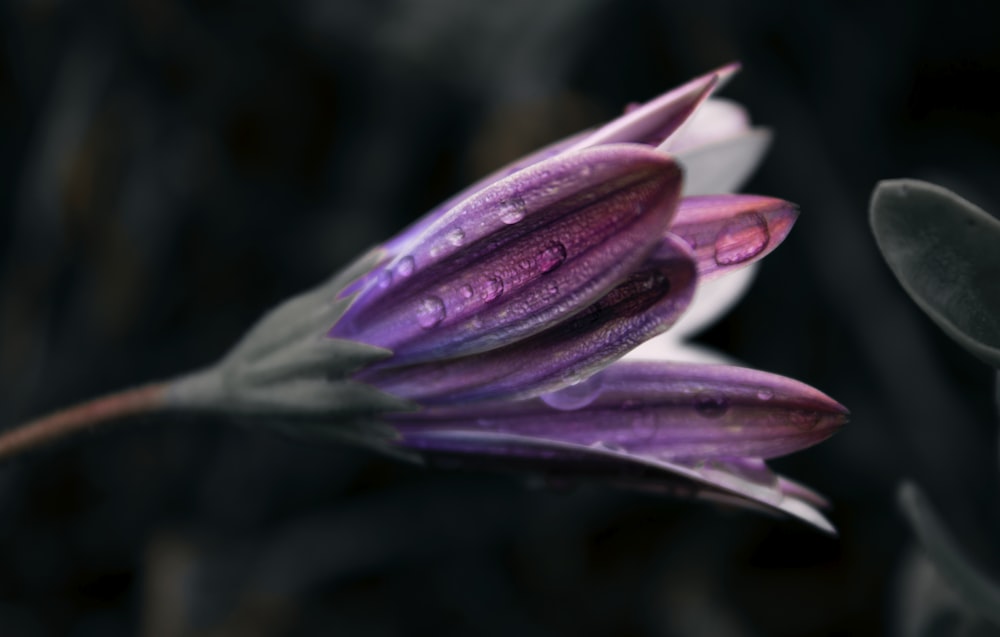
[1,1,999,635]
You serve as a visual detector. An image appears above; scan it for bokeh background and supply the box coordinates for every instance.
[2,1,1000,635]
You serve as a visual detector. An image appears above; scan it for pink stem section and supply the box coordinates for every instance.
[0,383,168,461]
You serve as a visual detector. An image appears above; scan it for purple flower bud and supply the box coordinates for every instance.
[361,236,697,404]
[332,144,683,366]
[319,65,847,531]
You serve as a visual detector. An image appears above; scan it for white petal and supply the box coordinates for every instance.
[622,335,739,365]
[669,262,758,341]
[661,98,751,154]
[675,128,772,196]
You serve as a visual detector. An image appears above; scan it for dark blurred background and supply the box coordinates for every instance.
[2,1,1000,635]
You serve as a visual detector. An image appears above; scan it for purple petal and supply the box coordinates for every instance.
[383,129,595,256]
[565,65,728,151]
[659,98,751,154]
[332,145,683,366]
[389,361,847,460]
[361,236,696,403]
[396,429,833,532]
[382,64,739,256]
[667,195,798,279]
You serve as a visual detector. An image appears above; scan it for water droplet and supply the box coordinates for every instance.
[541,375,603,410]
[713,212,769,266]
[694,391,729,418]
[480,275,504,302]
[396,255,416,277]
[499,198,527,224]
[537,241,567,273]
[416,296,446,329]
[756,388,774,401]
[446,228,465,246]
[459,284,474,299]
[377,269,393,288]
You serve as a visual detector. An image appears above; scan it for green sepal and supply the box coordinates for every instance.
[163,247,416,456]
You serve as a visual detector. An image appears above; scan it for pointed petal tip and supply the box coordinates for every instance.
[713,61,741,83]
[669,194,798,280]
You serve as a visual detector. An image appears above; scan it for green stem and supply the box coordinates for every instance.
[0,382,169,461]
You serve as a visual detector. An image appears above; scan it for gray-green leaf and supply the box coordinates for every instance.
[871,180,1000,368]
[899,482,1000,628]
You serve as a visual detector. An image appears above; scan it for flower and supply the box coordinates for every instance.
[0,65,846,533]
[324,64,847,532]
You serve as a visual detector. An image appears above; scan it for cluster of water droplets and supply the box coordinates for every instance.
[402,206,568,332]
[377,254,417,290]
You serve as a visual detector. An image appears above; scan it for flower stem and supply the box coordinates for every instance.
[0,382,169,461]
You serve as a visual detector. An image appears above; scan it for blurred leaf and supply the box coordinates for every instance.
[899,482,1000,628]
[871,180,1000,368]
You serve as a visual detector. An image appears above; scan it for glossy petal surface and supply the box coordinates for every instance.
[390,361,847,460]
[333,145,683,366]
[363,237,696,403]
[668,194,797,279]
[401,429,833,532]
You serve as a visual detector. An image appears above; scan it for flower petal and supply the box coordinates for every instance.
[362,236,697,403]
[390,361,847,460]
[625,262,758,356]
[398,429,833,532]
[382,64,739,257]
[676,128,772,196]
[567,65,732,151]
[333,145,683,366]
[383,129,595,256]
[668,195,798,280]
[660,98,751,154]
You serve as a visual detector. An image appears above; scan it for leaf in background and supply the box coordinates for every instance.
[898,482,1000,628]
[870,180,1000,368]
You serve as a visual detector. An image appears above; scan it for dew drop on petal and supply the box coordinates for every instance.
[757,388,774,401]
[694,391,729,418]
[713,212,769,266]
[446,228,465,246]
[480,275,504,302]
[377,269,393,289]
[537,241,567,273]
[397,255,416,277]
[499,198,527,224]
[416,296,446,329]
[541,374,603,410]
[459,284,474,299]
